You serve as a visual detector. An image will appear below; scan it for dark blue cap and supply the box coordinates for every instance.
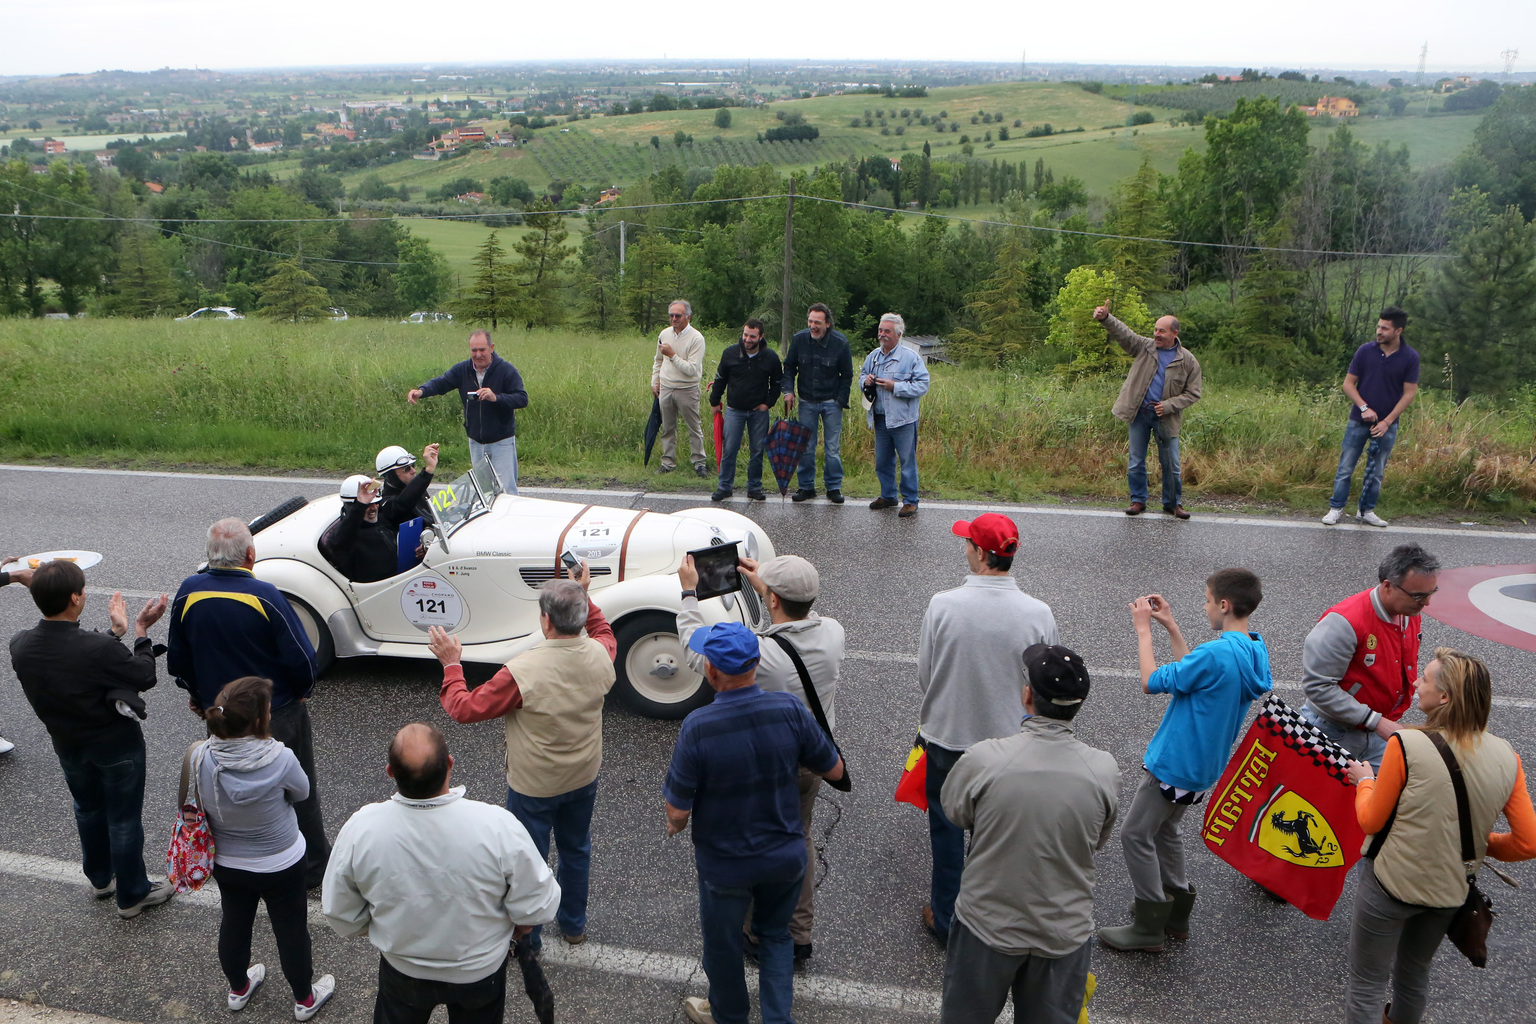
[687,621,761,676]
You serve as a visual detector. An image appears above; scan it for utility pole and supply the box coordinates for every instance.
[618,220,626,281]
[780,177,795,350]
[1415,42,1427,87]
[1502,49,1519,79]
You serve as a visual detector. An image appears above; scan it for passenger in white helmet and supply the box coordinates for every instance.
[320,476,408,583]
[376,443,439,528]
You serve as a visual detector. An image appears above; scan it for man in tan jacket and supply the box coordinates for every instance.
[1093,303,1203,519]
[652,299,709,477]
[429,564,617,951]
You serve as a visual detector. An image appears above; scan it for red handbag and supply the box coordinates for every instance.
[165,742,216,893]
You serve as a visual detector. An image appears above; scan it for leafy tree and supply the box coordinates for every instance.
[1046,266,1153,375]
[488,176,534,205]
[674,129,688,148]
[713,108,732,130]
[1412,206,1536,400]
[649,93,677,112]
[256,259,333,321]
[282,121,303,147]
[1036,175,1087,216]
[512,201,573,327]
[1457,85,1536,219]
[628,98,645,114]
[395,236,453,311]
[460,231,518,328]
[1444,81,1501,112]
[1388,95,1408,117]
[432,176,484,201]
[104,227,183,317]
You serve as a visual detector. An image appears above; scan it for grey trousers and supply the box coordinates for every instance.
[1121,769,1191,903]
[939,920,1089,1024]
[1345,860,1457,1024]
[658,385,705,470]
[1303,704,1389,769]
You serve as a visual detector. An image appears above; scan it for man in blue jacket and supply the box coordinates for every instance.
[408,330,529,493]
[781,304,853,504]
[168,518,327,886]
[859,313,930,518]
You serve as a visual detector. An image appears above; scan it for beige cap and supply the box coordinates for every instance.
[756,555,819,603]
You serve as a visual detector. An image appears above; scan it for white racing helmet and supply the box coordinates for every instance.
[375,445,416,474]
[340,474,380,503]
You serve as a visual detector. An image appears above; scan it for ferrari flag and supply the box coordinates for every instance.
[1202,696,1366,921]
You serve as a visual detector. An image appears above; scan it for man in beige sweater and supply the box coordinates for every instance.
[652,299,709,477]
[429,564,617,951]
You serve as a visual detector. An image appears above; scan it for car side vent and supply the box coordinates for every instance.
[709,536,724,545]
[737,573,765,626]
[518,565,614,587]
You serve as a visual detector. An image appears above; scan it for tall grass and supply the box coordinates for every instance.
[2,320,1532,516]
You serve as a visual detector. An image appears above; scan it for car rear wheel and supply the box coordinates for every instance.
[284,594,335,675]
[613,611,710,719]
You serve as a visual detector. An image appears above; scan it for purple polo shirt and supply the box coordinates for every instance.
[1347,342,1419,423]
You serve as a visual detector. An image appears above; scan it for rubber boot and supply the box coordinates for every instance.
[1097,897,1173,953]
[1164,885,1197,940]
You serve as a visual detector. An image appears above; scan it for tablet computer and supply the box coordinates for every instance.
[687,541,741,601]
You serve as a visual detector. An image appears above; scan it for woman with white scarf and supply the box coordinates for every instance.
[194,676,336,1020]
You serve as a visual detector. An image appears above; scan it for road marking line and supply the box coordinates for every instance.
[83,587,164,600]
[844,651,1536,710]
[3,465,1529,541]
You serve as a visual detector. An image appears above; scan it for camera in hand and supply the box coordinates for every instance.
[861,377,879,404]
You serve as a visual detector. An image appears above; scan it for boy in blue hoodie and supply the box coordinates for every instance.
[1098,568,1272,953]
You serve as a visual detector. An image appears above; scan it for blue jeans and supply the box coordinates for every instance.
[468,436,518,494]
[1127,405,1181,508]
[718,407,769,492]
[505,779,597,946]
[53,733,151,909]
[924,742,966,938]
[795,400,843,493]
[1330,418,1398,514]
[873,414,919,505]
[698,869,803,1024]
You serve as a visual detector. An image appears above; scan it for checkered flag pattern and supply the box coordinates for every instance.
[1253,695,1355,784]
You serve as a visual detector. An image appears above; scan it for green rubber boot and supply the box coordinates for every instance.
[1164,885,1197,940]
[1097,897,1174,953]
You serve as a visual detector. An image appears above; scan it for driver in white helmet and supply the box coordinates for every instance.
[376,442,439,528]
[320,475,406,583]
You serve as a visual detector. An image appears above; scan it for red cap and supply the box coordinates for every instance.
[951,513,1019,557]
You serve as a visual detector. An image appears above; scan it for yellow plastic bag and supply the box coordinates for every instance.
[1078,971,1096,1024]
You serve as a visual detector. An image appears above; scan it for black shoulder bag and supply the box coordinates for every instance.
[767,632,851,793]
[1426,731,1495,968]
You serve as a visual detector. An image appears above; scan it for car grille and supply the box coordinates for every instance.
[736,573,766,626]
[518,565,614,587]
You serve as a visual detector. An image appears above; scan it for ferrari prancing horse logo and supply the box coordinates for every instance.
[1255,790,1344,868]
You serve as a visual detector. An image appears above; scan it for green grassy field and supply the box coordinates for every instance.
[336,145,551,198]
[1309,113,1483,167]
[2,319,1533,518]
[397,217,533,287]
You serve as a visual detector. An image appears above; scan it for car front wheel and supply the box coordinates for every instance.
[284,594,336,675]
[612,611,710,719]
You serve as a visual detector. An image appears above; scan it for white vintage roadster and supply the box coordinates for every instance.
[246,464,774,718]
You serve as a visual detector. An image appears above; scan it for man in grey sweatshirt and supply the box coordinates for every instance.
[917,513,1060,945]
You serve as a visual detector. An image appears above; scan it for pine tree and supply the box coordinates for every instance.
[1102,158,1169,296]
[460,230,518,328]
[513,201,574,328]
[105,227,182,317]
[255,258,333,321]
[949,212,1042,365]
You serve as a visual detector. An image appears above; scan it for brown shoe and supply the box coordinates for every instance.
[898,503,918,518]
[1124,501,1146,516]
[869,497,897,510]
[921,905,948,946]
[1164,505,1191,520]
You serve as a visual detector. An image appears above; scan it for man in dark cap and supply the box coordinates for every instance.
[936,644,1119,1024]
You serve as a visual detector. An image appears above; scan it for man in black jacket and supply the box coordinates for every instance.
[321,476,403,583]
[781,303,853,504]
[408,330,528,493]
[10,560,174,919]
[376,442,439,527]
[709,318,782,502]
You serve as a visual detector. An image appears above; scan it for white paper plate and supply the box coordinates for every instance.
[5,550,104,571]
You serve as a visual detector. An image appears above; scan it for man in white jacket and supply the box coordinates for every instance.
[650,299,709,477]
[322,723,559,1024]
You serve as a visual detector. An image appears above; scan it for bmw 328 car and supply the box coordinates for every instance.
[245,464,775,718]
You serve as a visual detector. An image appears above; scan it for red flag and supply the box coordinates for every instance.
[1201,696,1365,921]
[894,736,928,811]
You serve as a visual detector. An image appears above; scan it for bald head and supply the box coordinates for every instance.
[1153,316,1180,350]
[387,722,452,798]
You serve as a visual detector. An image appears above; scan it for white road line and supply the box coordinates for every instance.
[3,464,1530,541]
[83,587,165,600]
[844,651,1536,710]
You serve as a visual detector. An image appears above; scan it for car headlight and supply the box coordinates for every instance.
[743,531,760,561]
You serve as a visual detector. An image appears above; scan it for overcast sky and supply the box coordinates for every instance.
[5,0,1529,78]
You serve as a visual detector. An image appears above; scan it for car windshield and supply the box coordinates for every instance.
[428,464,503,534]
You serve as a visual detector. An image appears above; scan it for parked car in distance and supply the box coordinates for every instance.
[402,311,454,324]
[328,307,349,321]
[176,306,245,321]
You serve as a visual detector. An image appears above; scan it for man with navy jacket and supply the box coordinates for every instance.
[409,330,529,493]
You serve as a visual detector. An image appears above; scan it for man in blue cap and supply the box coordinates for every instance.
[664,622,845,1024]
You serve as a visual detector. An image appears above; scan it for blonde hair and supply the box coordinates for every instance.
[1419,647,1491,747]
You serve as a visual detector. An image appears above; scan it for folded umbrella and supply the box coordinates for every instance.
[713,407,725,468]
[642,395,663,466]
[513,934,554,1024]
[765,418,814,499]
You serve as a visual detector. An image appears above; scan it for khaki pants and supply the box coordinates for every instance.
[746,769,822,945]
[658,385,705,470]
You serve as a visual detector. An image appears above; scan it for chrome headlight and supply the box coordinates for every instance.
[743,531,760,561]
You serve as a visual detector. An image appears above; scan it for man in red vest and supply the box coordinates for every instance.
[1300,544,1439,768]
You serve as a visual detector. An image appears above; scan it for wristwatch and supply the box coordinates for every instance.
[680,589,697,600]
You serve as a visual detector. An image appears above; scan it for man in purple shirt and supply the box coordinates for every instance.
[1323,307,1419,528]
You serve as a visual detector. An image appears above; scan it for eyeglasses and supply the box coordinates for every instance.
[669,312,686,318]
[1389,581,1439,603]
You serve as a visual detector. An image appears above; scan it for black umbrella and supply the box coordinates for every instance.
[513,935,555,1024]
[643,395,663,466]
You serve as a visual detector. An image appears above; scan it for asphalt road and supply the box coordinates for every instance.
[2,465,1534,1024]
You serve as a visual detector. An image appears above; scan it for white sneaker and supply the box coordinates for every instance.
[683,997,716,1024]
[0,736,14,755]
[1321,508,1343,526]
[294,974,334,1021]
[1358,511,1389,528]
[229,964,265,1012]
[118,879,175,918]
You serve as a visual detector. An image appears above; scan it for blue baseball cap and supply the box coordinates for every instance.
[687,621,761,676]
